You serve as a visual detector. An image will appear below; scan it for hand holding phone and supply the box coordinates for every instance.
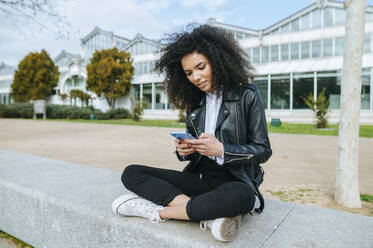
[171,132,196,157]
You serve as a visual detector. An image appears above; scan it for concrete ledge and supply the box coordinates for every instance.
[1,149,373,248]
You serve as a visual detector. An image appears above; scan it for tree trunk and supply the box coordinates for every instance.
[106,97,116,109]
[335,0,366,208]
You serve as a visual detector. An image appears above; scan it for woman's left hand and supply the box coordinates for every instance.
[185,133,223,157]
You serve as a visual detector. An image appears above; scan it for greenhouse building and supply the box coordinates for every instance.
[1,0,372,123]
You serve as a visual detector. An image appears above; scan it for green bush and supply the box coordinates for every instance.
[132,102,146,121]
[0,104,5,117]
[95,111,111,120]
[107,108,130,119]
[301,88,330,128]
[0,103,33,118]
[0,104,129,120]
[46,104,92,119]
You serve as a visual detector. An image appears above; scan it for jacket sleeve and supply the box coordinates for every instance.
[223,88,272,165]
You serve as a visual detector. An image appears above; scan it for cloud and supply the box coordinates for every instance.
[170,9,234,27]
[0,0,233,66]
[179,0,228,10]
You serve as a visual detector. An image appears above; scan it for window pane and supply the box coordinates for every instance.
[281,44,289,60]
[364,34,371,53]
[361,69,370,110]
[291,18,299,31]
[139,62,143,74]
[290,42,299,60]
[155,83,166,110]
[323,7,333,27]
[322,39,333,57]
[335,8,345,25]
[365,12,373,22]
[130,84,141,106]
[312,40,321,58]
[293,75,314,109]
[335,37,344,56]
[281,23,290,32]
[149,61,155,73]
[301,13,311,30]
[253,77,268,109]
[133,62,138,75]
[271,74,290,109]
[143,61,148,74]
[317,72,340,109]
[142,84,152,109]
[271,45,279,62]
[312,9,321,29]
[253,47,260,63]
[245,48,251,61]
[262,46,269,63]
[301,41,310,59]
[271,28,280,34]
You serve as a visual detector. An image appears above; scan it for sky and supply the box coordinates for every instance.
[1,0,373,67]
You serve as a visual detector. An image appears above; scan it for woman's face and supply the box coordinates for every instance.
[181,51,213,93]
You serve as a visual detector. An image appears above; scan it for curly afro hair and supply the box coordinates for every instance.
[155,24,254,113]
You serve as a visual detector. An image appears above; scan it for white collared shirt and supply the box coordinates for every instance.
[205,92,224,165]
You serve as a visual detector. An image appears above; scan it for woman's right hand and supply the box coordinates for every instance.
[175,139,195,156]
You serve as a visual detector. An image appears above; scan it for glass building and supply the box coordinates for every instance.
[0,62,15,105]
[122,0,373,122]
[2,0,373,123]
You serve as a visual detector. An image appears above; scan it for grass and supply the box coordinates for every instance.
[361,194,373,203]
[0,230,33,248]
[42,119,373,138]
[267,123,373,138]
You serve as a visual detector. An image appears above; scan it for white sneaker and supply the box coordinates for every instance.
[112,193,165,223]
[200,215,241,242]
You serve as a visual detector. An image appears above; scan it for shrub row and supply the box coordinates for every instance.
[0,104,130,120]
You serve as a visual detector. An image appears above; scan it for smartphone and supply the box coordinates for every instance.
[170,132,196,141]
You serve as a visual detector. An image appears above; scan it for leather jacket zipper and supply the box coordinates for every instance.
[224,153,254,164]
[235,102,239,145]
[189,114,202,165]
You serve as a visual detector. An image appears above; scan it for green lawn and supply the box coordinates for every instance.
[43,119,373,138]
[267,123,373,138]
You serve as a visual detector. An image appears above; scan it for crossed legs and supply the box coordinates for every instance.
[121,164,255,221]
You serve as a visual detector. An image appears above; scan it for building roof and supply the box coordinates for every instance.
[80,26,130,45]
[0,62,15,76]
[122,33,161,51]
[54,50,83,66]
[207,17,259,36]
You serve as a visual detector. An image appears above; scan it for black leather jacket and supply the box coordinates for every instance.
[176,83,272,186]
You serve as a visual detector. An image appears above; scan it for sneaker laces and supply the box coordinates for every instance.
[124,197,165,223]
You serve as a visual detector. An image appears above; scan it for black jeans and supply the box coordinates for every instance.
[121,157,256,221]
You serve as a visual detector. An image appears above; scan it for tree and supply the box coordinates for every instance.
[336,0,365,208]
[301,88,330,128]
[86,47,133,109]
[0,0,72,38]
[58,93,69,104]
[11,50,59,102]
[69,89,91,107]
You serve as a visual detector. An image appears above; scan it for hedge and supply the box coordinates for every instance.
[0,104,130,120]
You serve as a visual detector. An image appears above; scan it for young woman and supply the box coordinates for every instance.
[112,24,272,242]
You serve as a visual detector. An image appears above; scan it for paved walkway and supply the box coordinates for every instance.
[0,118,372,194]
